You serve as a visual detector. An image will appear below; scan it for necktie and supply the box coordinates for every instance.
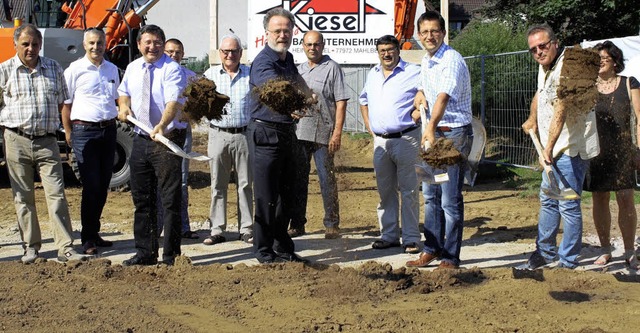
[138,63,153,129]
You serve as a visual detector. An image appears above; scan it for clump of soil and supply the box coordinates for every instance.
[420,137,464,169]
[181,76,230,122]
[558,46,600,116]
[253,78,315,115]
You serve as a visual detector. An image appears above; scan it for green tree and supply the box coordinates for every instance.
[481,0,640,45]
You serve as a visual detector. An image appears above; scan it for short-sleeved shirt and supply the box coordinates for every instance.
[118,53,187,133]
[249,46,306,124]
[203,64,251,128]
[358,59,420,134]
[419,43,472,127]
[0,55,69,135]
[536,49,599,159]
[296,55,349,145]
[64,56,119,122]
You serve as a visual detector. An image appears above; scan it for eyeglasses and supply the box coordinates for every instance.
[528,40,553,54]
[220,49,241,56]
[378,47,398,55]
[304,42,323,48]
[267,29,292,36]
[419,29,442,37]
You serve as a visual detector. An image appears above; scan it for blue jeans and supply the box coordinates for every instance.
[290,140,339,229]
[71,123,116,244]
[422,125,473,266]
[535,154,588,268]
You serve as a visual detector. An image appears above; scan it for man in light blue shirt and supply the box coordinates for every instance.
[406,11,473,270]
[202,34,253,246]
[117,25,187,266]
[359,35,422,254]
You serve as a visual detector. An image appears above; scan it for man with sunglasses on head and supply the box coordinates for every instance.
[359,35,422,255]
[288,30,348,240]
[202,35,254,246]
[248,8,313,264]
[517,24,599,270]
[406,10,473,270]
[61,27,119,255]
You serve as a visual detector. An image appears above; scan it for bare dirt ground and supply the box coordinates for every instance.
[0,132,639,332]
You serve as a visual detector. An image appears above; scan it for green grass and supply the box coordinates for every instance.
[482,164,640,203]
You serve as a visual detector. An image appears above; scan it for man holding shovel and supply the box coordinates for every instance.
[518,24,599,270]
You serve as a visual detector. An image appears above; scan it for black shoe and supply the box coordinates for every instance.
[276,252,309,263]
[287,227,306,238]
[122,255,157,266]
[82,241,98,255]
[515,252,550,271]
[95,237,113,247]
[161,257,175,266]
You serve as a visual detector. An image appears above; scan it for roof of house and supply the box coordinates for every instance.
[450,0,487,21]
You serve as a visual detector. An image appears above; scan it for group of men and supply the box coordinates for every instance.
[0,8,597,269]
[0,7,347,266]
[360,12,596,270]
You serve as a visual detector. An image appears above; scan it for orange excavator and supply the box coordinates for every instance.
[0,0,159,69]
[0,0,160,190]
[395,0,418,50]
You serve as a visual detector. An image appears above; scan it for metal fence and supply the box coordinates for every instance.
[341,50,539,168]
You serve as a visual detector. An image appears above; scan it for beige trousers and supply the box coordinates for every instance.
[3,129,74,254]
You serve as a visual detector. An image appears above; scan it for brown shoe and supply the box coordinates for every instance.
[436,261,459,270]
[324,227,341,239]
[406,252,439,267]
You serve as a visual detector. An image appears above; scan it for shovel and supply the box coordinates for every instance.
[528,129,579,200]
[126,115,212,162]
[417,104,449,184]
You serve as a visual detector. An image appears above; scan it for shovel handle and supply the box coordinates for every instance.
[528,129,552,171]
[419,104,428,133]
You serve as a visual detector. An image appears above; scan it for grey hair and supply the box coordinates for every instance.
[83,27,106,41]
[527,23,557,41]
[262,8,295,30]
[13,23,42,44]
[220,34,243,48]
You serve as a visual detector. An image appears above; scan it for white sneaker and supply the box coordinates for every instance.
[21,247,39,264]
[58,248,90,262]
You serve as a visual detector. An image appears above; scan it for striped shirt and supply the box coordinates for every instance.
[419,43,472,127]
[0,55,70,135]
[203,64,251,128]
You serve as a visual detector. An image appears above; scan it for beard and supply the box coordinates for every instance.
[267,39,291,53]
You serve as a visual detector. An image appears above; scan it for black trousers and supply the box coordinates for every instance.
[129,130,186,260]
[248,120,297,262]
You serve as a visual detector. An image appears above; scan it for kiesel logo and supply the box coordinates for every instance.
[260,0,385,34]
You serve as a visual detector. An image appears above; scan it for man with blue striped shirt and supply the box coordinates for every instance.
[202,35,253,245]
[406,11,473,270]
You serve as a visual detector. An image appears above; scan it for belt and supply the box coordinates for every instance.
[253,119,295,131]
[3,127,55,140]
[72,118,116,128]
[136,128,187,141]
[209,123,247,134]
[374,126,418,139]
[437,126,452,132]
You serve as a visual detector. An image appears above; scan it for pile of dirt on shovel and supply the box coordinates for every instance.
[557,46,600,116]
[253,78,315,115]
[420,137,464,169]
[181,76,230,123]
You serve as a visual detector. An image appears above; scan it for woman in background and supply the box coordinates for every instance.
[585,41,640,269]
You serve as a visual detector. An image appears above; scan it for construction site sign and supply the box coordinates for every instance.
[247,0,394,64]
